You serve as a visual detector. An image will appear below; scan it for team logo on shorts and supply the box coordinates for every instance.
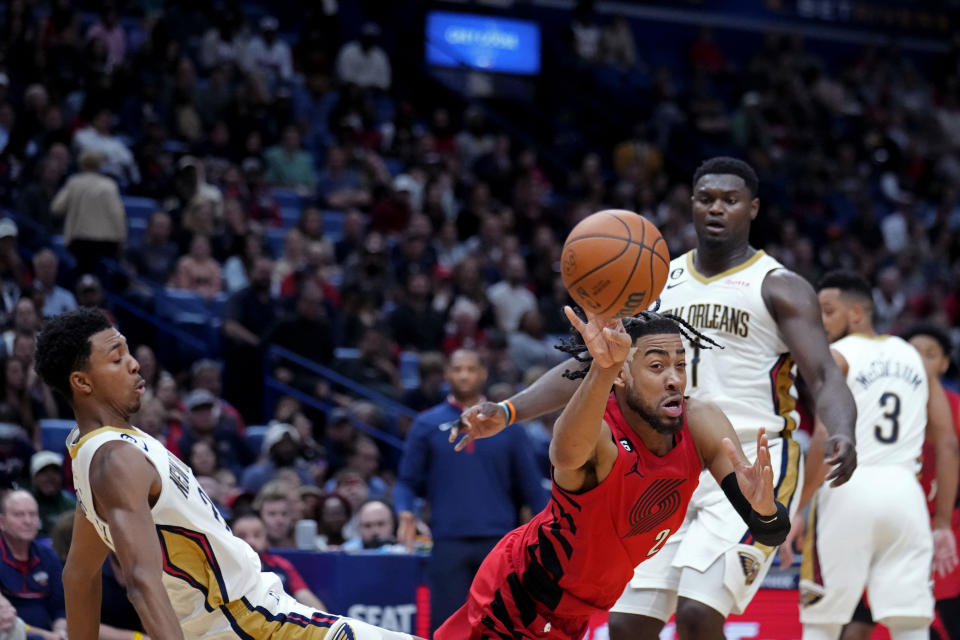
[738,552,760,586]
[331,623,356,640]
[799,580,825,607]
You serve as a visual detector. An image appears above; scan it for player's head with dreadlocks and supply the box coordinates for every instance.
[556,305,721,434]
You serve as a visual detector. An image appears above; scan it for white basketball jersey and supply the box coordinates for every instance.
[831,334,928,468]
[658,250,798,444]
[69,426,265,623]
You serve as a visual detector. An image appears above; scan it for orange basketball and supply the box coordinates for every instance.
[561,209,670,318]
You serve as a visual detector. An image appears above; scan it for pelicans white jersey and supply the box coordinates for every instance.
[69,426,418,640]
[613,249,803,619]
[658,250,798,444]
[800,335,932,626]
[831,334,927,468]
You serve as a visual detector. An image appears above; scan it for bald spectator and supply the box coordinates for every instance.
[30,250,75,318]
[0,491,65,640]
[342,500,404,552]
[51,149,126,278]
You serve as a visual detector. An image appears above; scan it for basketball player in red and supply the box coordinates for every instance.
[435,307,790,640]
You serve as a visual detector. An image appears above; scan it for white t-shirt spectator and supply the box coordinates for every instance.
[244,36,293,83]
[73,128,140,186]
[335,41,391,90]
[487,281,536,333]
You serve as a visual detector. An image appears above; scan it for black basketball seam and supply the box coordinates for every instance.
[650,236,669,266]
[597,213,646,316]
[565,232,632,289]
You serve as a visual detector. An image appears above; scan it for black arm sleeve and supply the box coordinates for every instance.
[720,472,791,546]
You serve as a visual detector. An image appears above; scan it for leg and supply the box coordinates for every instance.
[608,585,677,640]
[607,612,665,640]
[839,623,875,640]
[936,596,960,639]
[882,617,934,640]
[803,624,843,640]
[674,597,727,640]
[427,539,477,633]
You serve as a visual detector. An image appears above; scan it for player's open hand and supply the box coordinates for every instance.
[932,528,959,577]
[824,434,857,486]
[723,428,777,516]
[564,306,631,370]
[449,401,507,451]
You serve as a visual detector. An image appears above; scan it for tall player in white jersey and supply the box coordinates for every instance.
[34,309,422,640]
[451,157,858,639]
[784,271,959,640]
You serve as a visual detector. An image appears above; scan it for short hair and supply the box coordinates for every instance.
[902,323,952,358]
[253,481,292,512]
[816,270,873,305]
[556,309,720,380]
[230,512,264,528]
[693,157,759,197]
[35,308,113,401]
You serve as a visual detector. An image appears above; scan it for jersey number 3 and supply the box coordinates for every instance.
[874,391,901,443]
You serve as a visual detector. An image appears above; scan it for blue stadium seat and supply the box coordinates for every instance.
[322,210,345,237]
[128,217,148,246]
[279,206,301,228]
[246,425,269,455]
[270,188,303,210]
[399,351,420,390]
[39,419,76,453]
[265,228,287,258]
[155,288,210,324]
[122,196,160,222]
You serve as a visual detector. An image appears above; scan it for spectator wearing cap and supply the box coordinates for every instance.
[125,211,179,285]
[232,513,326,609]
[335,23,391,91]
[243,16,293,86]
[0,490,65,640]
[29,251,75,319]
[176,389,253,477]
[51,149,126,278]
[27,452,73,537]
[189,360,246,434]
[241,422,314,493]
[265,126,317,195]
[0,219,28,328]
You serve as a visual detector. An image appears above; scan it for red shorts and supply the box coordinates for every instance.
[933,510,960,601]
[433,530,592,640]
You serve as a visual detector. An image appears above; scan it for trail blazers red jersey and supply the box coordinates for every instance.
[436,393,702,639]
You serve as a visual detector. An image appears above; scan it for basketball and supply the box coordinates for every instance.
[561,209,670,318]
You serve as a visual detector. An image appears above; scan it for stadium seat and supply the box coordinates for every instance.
[270,188,302,210]
[39,419,76,453]
[122,196,160,222]
[265,228,287,258]
[128,217,148,246]
[279,206,301,228]
[322,210,345,237]
[399,352,420,390]
[245,425,270,455]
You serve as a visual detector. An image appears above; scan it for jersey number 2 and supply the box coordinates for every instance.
[647,528,671,557]
[874,392,901,443]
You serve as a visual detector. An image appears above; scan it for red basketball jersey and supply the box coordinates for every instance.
[516,393,701,613]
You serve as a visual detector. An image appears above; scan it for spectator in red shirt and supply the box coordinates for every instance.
[231,513,326,610]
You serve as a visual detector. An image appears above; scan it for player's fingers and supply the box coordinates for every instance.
[721,437,742,467]
[448,424,459,444]
[564,306,586,333]
[454,433,472,452]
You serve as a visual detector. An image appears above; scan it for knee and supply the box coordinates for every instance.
[608,611,664,640]
[675,599,724,640]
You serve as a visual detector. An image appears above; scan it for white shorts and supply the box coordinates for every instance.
[799,465,934,626]
[180,571,419,640]
[611,437,802,619]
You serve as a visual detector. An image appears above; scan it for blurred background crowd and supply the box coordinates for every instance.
[0,0,957,635]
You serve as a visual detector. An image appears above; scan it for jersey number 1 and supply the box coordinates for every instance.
[874,392,901,443]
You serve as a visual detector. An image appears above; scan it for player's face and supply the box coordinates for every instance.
[233,517,268,554]
[81,328,145,415]
[908,335,950,379]
[620,333,687,434]
[691,174,758,249]
[817,288,850,342]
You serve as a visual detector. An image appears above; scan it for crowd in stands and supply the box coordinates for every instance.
[0,0,957,634]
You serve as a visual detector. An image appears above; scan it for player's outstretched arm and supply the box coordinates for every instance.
[90,443,185,640]
[450,358,582,450]
[687,399,789,545]
[62,506,110,640]
[550,307,630,490]
[763,270,857,486]
[926,374,960,576]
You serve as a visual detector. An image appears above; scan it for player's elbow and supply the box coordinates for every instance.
[124,565,164,608]
[549,441,588,471]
